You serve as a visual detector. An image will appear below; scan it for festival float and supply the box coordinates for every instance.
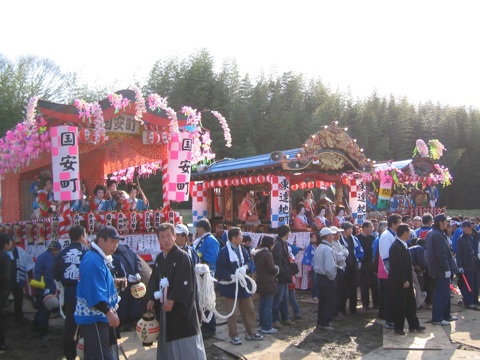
[363,139,452,218]
[191,121,373,289]
[0,88,232,264]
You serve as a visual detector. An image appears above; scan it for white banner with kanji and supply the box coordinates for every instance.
[50,126,81,201]
[349,178,367,224]
[165,132,193,202]
[270,176,290,228]
[192,182,208,226]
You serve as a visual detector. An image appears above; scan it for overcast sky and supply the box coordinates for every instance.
[2,0,479,107]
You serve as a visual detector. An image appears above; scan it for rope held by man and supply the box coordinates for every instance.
[194,264,256,322]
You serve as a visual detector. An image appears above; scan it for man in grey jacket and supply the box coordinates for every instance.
[314,227,337,331]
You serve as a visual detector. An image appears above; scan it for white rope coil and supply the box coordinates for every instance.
[194,263,257,321]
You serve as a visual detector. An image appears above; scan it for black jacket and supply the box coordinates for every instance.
[272,237,292,284]
[388,239,413,287]
[456,230,480,272]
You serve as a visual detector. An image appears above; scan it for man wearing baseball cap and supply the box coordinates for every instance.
[174,224,199,265]
[314,227,337,331]
[330,226,348,320]
[426,214,458,325]
[33,240,61,338]
[413,216,422,230]
[456,220,480,309]
[75,226,124,359]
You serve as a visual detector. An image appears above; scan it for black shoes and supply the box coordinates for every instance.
[394,329,406,335]
[409,326,426,332]
[0,344,13,351]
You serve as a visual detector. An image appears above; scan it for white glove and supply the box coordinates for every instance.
[239,265,247,276]
[458,268,464,274]
[43,289,50,296]
[445,271,451,278]
[128,273,141,283]
[357,262,362,270]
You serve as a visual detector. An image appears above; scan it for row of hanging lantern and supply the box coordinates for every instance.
[291,180,332,191]
[202,175,332,191]
[202,174,270,189]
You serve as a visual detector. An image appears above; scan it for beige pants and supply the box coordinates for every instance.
[412,270,426,308]
[225,297,256,338]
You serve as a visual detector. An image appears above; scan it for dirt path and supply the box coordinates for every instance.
[3,291,479,359]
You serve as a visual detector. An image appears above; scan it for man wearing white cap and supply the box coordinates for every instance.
[313,227,337,331]
[174,224,199,266]
[330,226,348,320]
[412,216,422,231]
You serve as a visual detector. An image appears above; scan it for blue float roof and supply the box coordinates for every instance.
[373,159,412,171]
[192,148,300,178]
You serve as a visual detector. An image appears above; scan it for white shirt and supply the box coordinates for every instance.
[379,228,396,261]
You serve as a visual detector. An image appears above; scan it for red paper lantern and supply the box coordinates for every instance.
[209,180,215,188]
[79,128,90,142]
[240,177,248,185]
[224,178,231,187]
[291,184,299,191]
[96,133,106,145]
[266,174,272,182]
[248,176,256,185]
[232,178,240,186]
[216,179,223,188]
[306,181,314,189]
[148,131,161,145]
[161,131,169,144]
[203,181,209,189]
[299,182,307,190]
[315,180,322,188]
[257,175,266,183]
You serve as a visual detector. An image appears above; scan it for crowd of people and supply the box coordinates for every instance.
[2,195,480,358]
[30,175,150,219]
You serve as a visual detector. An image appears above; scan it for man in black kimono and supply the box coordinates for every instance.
[146,223,206,360]
[388,224,425,335]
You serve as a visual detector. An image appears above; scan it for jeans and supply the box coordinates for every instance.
[0,293,7,346]
[63,298,78,360]
[360,261,379,308]
[310,270,318,298]
[317,274,336,326]
[258,294,274,331]
[334,269,344,315]
[10,285,24,319]
[459,271,475,306]
[378,278,393,322]
[33,294,51,334]
[289,289,301,317]
[342,269,358,313]
[432,276,451,322]
[272,283,289,322]
[473,269,480,305]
